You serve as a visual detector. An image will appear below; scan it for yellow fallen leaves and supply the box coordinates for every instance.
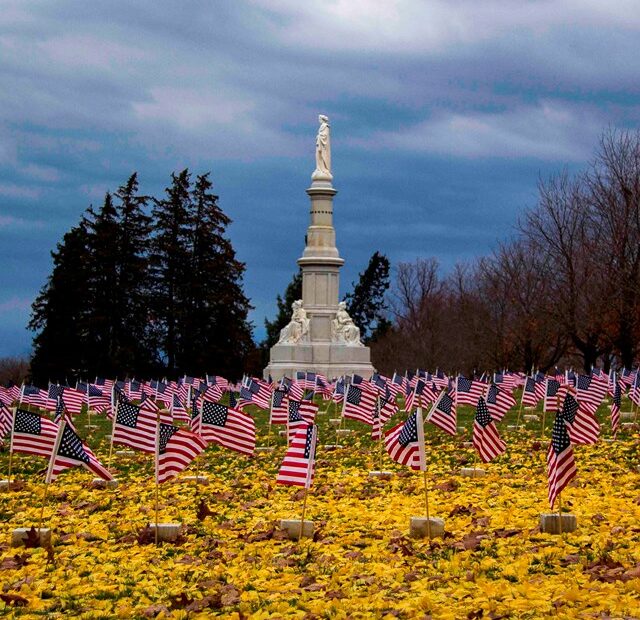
[0,422,639,618]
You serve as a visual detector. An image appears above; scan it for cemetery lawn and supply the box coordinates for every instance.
[0,397,639,618]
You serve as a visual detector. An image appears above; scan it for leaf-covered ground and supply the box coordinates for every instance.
[1,401,639,618]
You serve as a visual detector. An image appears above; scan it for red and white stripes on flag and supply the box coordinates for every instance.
[156,423,207,484]
[270,388,289,424]
[276,424,318,488]
[343,383,377,425]
[200,400,256,456]
[426,391,457,436]
[46,420,113,482]
[472,397,506,463]
[0,403,13,440]
[563,392,599,445]
[486,383,516,421]
[453,376,485,407]
[575,374,607,416]
[547,407,577,508]
[111,399,157,453]
[11,409,58,458]
[384,408,426,470]
[611,380,621,434]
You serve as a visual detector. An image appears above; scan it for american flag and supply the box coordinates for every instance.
[156,423,207,484]
[287,399,313,442]
[611,380,621,434]
[389,372,407,398]
[453,376,485,407]
[126,380,143,401]
[0,386,13,406]
[11,409,58,458]
[562,392,599,445]
[87,385,111,412]
[46,421,113,481]
[426,391,457,436]
[486,383,516,421]
[343,383,377,425]
[405,378,437,412]
[630,371,640,407]
[522,376,540,408]
[203,382,224,404]
[379,386,399,424]
[575,374,607,416]
[8,384,21,403]
[112,399,157,453]
[433,369,449,390]
[95,377,114,392]
[276,424,317,488]
[315,374,332,399]
[543,378,561,412]
[270,388,289,425]
[238,378,272,410]
[473,397,506,463]
[0,403,13,440]
[620,368,635,388]
[201,401,256,455]
[53,395,67,424]
[384,409,426,470]
[287,380,306,402]
[547,406,577,508]
[331,377,346,403]
[21,385,47,408]
[171,394,190,423]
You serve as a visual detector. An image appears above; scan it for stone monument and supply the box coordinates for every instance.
[264,115,374,380]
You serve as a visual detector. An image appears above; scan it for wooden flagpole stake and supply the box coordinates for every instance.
[558,493,562,535]
[106,398,119,470]
[423,470,431,539]
[155,409,160,546]
[515,400,524,430]
[299,488,309,541]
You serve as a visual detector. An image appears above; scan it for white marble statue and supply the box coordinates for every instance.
[312,114,332,180]
[332,301,362,346]
[278,300,310,344]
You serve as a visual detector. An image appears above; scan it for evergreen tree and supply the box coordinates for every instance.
[149,169,193,374]
[84,192,120,375]
[263,270,303,349]
[112,173,154,375]
[181,173,254,378]
[345,251,391,343]
[29,220,93,382]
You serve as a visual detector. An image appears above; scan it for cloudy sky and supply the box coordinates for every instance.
[1,0,639,356]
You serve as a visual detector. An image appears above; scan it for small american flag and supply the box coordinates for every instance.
[611,380,621,433]
[547,406,577,508]
[270,388,289,425]
[112,398,157,453]
[156,423,207,484]
[46,421,113,481]
[287,400,312,443]
[276,424,317,488]
[0,386,13,407]
[11,409,58,458]
[238,378,272,410]
[343,384,377,425]
[384,409,426,470]
[473,397,506,462]
[575,374,607,416]
[0,403,13,440]
[453,377,485,407]
[426,391,457,436]
[171,394,190,423]
[486,383,516,421]
[21,385,47,408]
[543,378,561,412]
[521,376,540,408]
[563,392,599,445]
[405,378,437,412]
[201,401,256,455]
[87,384,111,412]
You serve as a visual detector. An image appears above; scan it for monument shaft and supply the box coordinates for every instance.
[264,116,374,380]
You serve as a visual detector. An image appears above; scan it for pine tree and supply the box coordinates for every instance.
[345,251,391,343]
[149,169,193,374]
[181,172,254,378]
[263,270,303,349]
[112,173,154,375]
[29,220,93,382]
[84,192,120,375]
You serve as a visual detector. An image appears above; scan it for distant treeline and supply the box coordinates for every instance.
[372,129,640,375]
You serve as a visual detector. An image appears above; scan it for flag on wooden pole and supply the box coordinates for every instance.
[276,424,318,487]
[384,408,426,470]
[547,407,577,508]
[472,397,506,462]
